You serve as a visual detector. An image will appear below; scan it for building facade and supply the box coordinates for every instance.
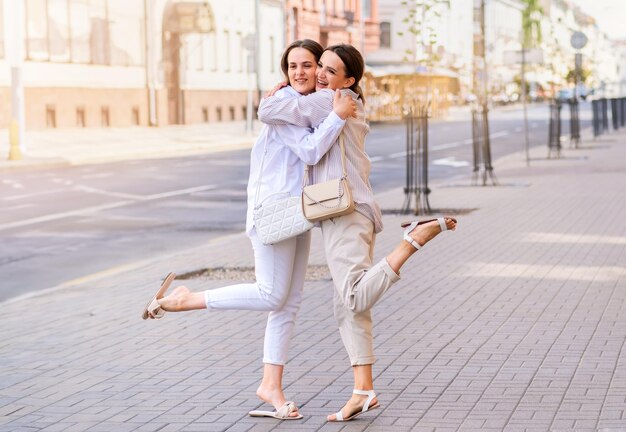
[285,1,380,55]
[0,0,285,130]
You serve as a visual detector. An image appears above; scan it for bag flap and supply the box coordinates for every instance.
[303,179,345,205]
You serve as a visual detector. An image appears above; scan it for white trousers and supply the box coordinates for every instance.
[204,230,311,365]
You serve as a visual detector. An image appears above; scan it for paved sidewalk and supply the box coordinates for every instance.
[0,121,262,169]
[2,129,626,432]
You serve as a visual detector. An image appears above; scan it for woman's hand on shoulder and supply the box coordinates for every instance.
[264,81,289,98]
[332,90,357,120]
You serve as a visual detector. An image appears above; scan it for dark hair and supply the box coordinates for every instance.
[324,44,366,104]
[280,39,324,81]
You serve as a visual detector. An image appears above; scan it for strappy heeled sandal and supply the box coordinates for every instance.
[329,389,380,422]
[402,217,456,250]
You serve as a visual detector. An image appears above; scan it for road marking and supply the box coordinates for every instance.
[432,141,464,151]
[80,172,114,179]
[432,157,470,168]
[0,203,35,212]
[389,151,406,159]
[144,184,217,200]
[74,185,144,200]
[0,184,217,232]
[490,130,510,139]
[3,188,68,201]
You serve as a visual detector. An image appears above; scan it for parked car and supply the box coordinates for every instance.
[556,88,574,102]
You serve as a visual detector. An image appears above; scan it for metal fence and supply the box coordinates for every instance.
[402,105,431,215]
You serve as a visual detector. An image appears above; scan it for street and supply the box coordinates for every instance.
[0,103,591,302]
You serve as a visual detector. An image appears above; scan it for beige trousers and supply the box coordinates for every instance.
[321,211,400,365]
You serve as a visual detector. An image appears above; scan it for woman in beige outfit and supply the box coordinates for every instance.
[258,43,457,421]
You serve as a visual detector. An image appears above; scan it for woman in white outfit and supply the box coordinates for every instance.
[142,39,355,420]
[258,43,457,422]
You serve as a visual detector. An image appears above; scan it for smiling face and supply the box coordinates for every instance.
[316,50,356,91]
[287,47,317,95]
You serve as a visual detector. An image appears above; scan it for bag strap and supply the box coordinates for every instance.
[253,129,270,210]
[303,133,347,188]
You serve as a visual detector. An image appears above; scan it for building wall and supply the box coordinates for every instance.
[0,0,285,130]
[182,90,250,123]
[25,88,148,129]
[286,0,380,54]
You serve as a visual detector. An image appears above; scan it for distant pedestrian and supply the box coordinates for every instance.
[141,39,356,420]
[258,43,457,422]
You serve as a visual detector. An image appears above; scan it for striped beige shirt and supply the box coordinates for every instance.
[258,88,383,233]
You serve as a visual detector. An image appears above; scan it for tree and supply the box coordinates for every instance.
[520,0,543,166]
[397,0,450,65]
[521,0,543,49]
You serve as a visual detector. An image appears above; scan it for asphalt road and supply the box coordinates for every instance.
[0,102,591,302]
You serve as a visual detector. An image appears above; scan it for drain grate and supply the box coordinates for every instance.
[176,265,332,282]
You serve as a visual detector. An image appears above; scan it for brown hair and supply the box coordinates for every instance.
[324,44,366,104]
[280,39,324,81]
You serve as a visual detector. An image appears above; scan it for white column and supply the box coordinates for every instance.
[4,0,26,153]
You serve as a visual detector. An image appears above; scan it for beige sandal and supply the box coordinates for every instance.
[248,401,303,420]
[141,272,176,320]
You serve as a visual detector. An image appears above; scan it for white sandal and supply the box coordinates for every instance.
[402,217,456,250]
[329,389,380,422]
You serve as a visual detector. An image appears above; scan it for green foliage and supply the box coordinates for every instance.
[521,0,543,48]
[566,67,591,84]
[396,0,450,63]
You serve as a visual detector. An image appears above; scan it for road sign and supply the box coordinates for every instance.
[571,31,588,50]
[503,48,544,65]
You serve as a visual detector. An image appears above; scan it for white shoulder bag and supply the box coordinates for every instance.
[253,133,314,245]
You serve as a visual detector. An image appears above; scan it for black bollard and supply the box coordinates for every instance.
[569,98,581,147]
[548,100,562,158]
[592,99,601,138]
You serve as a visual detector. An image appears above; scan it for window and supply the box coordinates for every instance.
[202,107,209,122]
[269,36,275,73]
[26,0,50,60]
[49,0,70,62]
[216,107,222,121]
[380,22,391,48]
[46,106,57,128]
[207,32,217,71]
[90,1,110,64]
[132,107,140,125]
[362,0,371,19]
[70,0,90,62]
[223,30,230,71]
[109,0,144,65]
[183,34,203,71]
[229,106,235,120]
[101,107,110,126]
[76,107,86,127]
[0,0,4,59]
[237,32,244,72]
